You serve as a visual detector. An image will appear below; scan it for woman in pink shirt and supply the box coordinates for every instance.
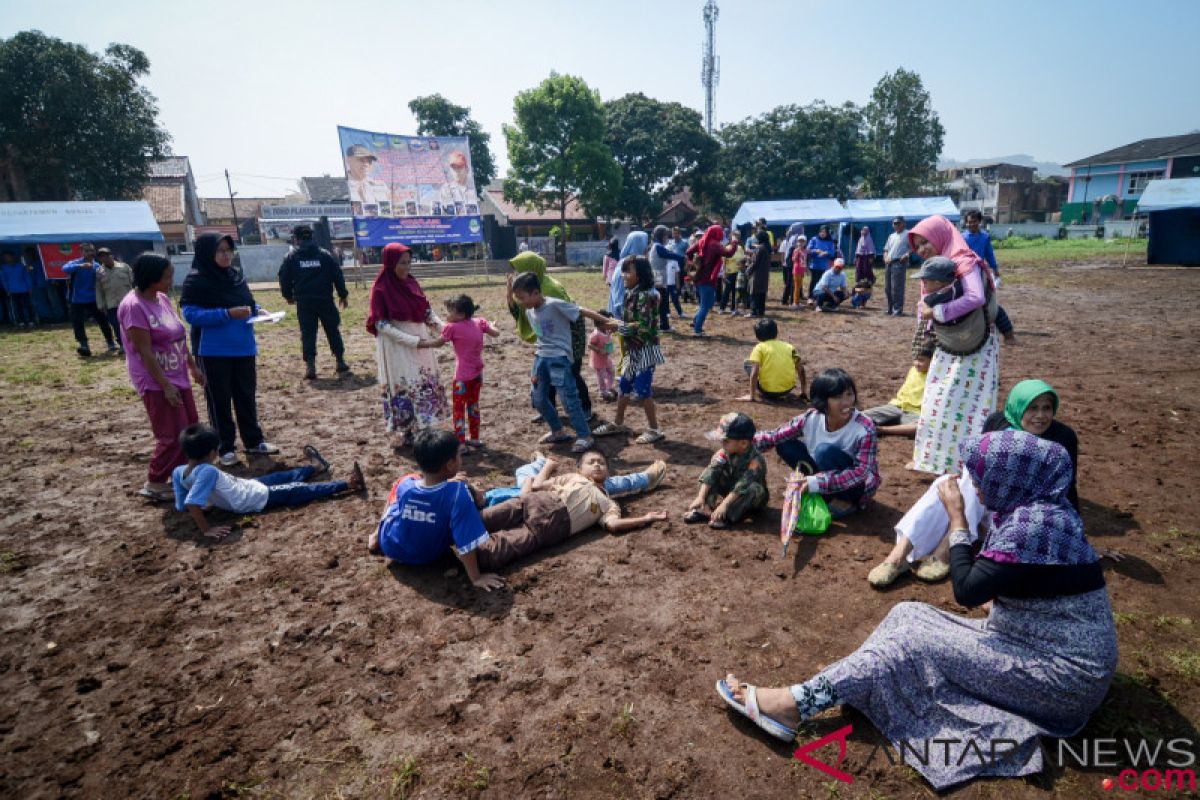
[117,253,205,501]
[440,294,499,447]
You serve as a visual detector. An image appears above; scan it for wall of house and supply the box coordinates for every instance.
[1068,158,1170,202]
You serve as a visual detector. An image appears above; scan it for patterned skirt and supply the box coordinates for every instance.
[375,323,449,435]
[818,591,1117,789]
[912,332,999,474]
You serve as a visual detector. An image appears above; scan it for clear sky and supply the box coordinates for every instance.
[3,0,1197,197]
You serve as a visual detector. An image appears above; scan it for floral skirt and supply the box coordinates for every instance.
[382,367,449,435]
[912,332,999,474]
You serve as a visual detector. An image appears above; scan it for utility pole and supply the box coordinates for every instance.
[225,169,240,241]
[701,0,719,136]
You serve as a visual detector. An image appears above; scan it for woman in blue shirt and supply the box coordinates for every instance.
[180,234,278,465]
[805,226,841,300]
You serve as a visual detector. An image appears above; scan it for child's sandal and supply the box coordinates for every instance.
[683,508,709,524]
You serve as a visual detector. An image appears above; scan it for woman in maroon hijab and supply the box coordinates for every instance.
[367,243,449,445]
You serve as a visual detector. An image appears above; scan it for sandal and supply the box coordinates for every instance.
[868,559,911,588]
[538,430,573,445]
[303,444,331,477]
[683,508,710,524]
[914,557,950,583]
[708,518,729,530]
[349,461,366,495]
[716,679,796,742]
[137,486,172,503]
[571,437,594,454]
[592,422,628,437]
[635,429,665,444]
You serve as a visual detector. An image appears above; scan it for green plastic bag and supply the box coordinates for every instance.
[796,493,832,536]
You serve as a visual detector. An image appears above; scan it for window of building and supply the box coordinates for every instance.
[1126,170,1164,195]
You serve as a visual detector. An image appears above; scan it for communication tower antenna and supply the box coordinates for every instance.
[701,0,719,135]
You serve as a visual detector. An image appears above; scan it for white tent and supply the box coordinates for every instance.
[1135,178,1200,213]
[844,196,960,222]
[0,201,164,244]
[732,199,851,227]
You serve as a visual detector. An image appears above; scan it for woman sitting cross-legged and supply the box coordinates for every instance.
[868,378,1078,587]
[752,368,880,519]
[717,430,1116,791]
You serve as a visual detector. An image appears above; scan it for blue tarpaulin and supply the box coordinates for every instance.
[1137,179,1200,265]
[0,201,164,243]
[844,196,960,222]
[732,199,850,228]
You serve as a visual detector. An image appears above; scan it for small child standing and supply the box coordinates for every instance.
[173,423,363,539]
[441,294,499,447]
[790,234,807,307]
[684,412,768,529]
[743,318,807,402]
[593,257,666,444]
[589,311,617,402]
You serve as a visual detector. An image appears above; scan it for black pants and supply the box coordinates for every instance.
[70,301,115,349]
[780,267,794,305]
[297,297,345,362]
[749,292,766,317]
[656,286,672,330]
[547,357,592,419]
[885,261,907,313]
[199,355,265,454]
[7,292,35,325]
[719,275,738,311]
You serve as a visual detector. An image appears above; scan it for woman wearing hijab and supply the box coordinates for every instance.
[718,430,1115,791]
[366,242,449,445]
[685,225,737,336]
[745,229,773,317]
[509,250,593,423]
[648,225,687,332]
[909,214,1000,474]
[854,225,876,285]
[602,237,620,285]
[805,226,840,299]
[609,231,648,318]
[779,222,804,305]
[180,234,278,465]
[869,378,1079,587]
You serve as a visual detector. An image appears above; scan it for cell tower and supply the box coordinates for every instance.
[701,0,719,135]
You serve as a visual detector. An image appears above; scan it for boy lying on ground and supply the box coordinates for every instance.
[173,423,363,539]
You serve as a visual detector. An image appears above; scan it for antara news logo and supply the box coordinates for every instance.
[792,725,1197,792]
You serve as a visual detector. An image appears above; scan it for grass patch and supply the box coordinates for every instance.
[1153,615,1193,629]
[451,753,491,794]
[0,551,18,573]
[1113,611,1138,625]
[1166,650,1200,679]
[993,237,1146,265]
[387,756,420,799]
[611,702,637,738]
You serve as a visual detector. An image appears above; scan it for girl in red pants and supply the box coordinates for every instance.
[440,295,499,447]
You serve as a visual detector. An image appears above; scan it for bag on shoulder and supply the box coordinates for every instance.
[932,273,998,356]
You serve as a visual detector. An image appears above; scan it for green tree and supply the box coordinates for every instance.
[0,30,170,201]
[708,101,864,217]
[603,93,719,224]
[862,68,944,197]
[503,73,622,262]
[408,93,497,194]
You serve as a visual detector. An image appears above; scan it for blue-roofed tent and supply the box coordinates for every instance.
[841,197,960,263]
[732,199,850,228]
[0,201,164,243]
[1136,178,1200,265]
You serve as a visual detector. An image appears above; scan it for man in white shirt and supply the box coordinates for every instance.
[882,216,913,316]
[437,150,478,210]
[345,145,391,213]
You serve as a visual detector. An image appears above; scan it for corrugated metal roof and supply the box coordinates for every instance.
[1064,134,1200,168]
[142,184,185,224]
[1136,178,1200,212]
[147,156,192,179]
[301,177,349,203]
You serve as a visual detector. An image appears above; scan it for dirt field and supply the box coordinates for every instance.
[2,252,1199,799]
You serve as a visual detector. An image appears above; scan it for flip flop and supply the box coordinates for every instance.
[137,487,172,503]
[539,430,573,445]
[716,679,797,742]
[592,422,628,437]
[683,509,710,524]
[303,445,331,476]
[349,462,366,495]
[708,518,729,530]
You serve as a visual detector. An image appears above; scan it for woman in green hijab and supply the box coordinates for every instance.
[506,251,593,421]
[868,378,1079,587]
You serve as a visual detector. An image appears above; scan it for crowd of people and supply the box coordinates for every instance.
[34,209,1115,790]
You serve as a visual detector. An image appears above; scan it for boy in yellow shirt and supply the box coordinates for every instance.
[863,332,934,436]
[742,318,807,402]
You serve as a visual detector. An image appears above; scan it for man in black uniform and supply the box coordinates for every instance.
[278,224,350,379]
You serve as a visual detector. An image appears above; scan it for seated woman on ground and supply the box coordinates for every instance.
[868,378,1079,587]
[753,368,880,518]
[718,430,1116,792]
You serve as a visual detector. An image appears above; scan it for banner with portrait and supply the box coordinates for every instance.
[337,126,483,246]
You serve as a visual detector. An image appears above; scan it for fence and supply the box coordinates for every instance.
[987,223,1064,241]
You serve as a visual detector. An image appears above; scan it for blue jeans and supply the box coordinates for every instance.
[516,457,650,498]
[258,465,349,510]
[532,355,590,438]
[814,289,845,309]
[693,284,716,333]
[774,441,865,504]
[667,285,684,316]
[850,290,871,309]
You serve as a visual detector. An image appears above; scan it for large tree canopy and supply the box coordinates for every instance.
[408,93,497,194]
[706,101,865,217]
[503,72,621,260]
[0,30,170,201]
[603,93,719,224]
[862,67,944,197]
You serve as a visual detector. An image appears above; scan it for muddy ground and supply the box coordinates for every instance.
[1,254,1198,799]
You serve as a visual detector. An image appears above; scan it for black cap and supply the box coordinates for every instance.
[892,216,906,225]
[707,411,757,441]
[912,256,956,282]
[293,224,313,239]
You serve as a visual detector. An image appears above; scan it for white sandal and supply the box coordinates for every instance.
[716,679,797,742]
